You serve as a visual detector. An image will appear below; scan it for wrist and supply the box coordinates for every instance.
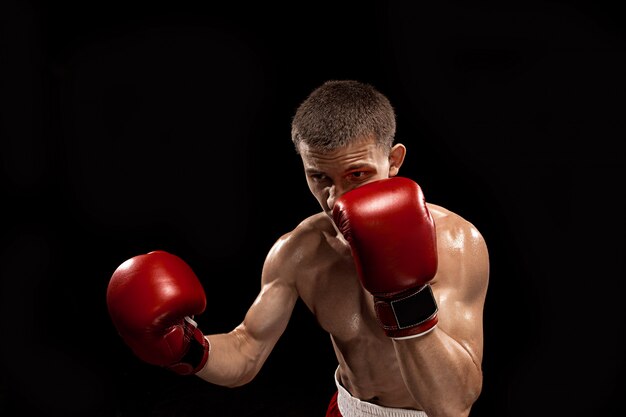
[374,284,438,339]
[167,317,210,375]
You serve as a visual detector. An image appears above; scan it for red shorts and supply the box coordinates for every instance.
[325,391,342,417]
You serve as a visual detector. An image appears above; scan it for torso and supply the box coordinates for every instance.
[290,204,456,409]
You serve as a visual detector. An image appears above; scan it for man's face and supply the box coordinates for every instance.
[299,136,405,218]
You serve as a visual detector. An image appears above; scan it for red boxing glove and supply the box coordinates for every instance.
[106,250,210,375]
[333,177,438,339]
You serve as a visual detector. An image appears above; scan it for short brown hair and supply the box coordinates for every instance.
[291,80,396,154]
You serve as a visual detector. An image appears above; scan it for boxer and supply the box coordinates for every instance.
[107,80,489,417]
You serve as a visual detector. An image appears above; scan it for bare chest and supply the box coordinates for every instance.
[297,244,371,337]
[296,247,417,407]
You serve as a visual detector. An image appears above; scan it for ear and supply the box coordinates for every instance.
[388,143,406,177]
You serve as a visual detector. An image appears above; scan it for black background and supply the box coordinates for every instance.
[1,1,624,416]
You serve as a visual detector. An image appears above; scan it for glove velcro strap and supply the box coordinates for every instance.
[374,284,438,339]
[167,317,210,376]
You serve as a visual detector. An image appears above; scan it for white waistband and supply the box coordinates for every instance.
[334,368,428,417]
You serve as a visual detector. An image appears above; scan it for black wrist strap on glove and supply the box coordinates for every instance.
[374,284,439,339]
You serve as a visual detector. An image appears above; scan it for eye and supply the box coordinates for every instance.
[348,171,368,180]
[310,173,328,183]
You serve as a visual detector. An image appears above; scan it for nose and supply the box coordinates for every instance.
[326,185,336,211]
[327,184,347,211]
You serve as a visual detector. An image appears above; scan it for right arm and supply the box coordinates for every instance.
[107,233,303,386]
[196,234,299,387]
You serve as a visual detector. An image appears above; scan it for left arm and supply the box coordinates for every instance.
[393,221,489,417]
[333,177,489,417]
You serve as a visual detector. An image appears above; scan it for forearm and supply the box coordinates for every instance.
[194,276,297,387]
[393,328,482,417]
[195,326,266,388]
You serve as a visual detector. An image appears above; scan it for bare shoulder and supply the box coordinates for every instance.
[427,203,489,297]
[262,213,338,286]
[427,203,487,251]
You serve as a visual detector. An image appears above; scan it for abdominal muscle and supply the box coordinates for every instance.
[328,305,421,410]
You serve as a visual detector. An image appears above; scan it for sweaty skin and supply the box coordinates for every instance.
[196,136,489,417]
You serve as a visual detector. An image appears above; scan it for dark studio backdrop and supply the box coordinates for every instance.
[1,1,624,416]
